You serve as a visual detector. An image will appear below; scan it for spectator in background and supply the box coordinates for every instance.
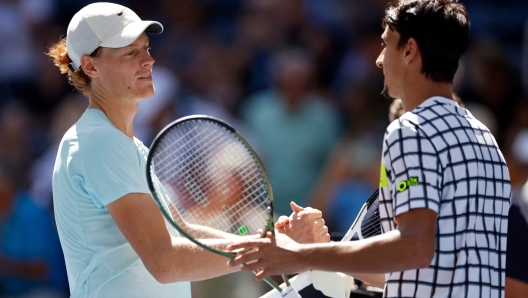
[309,83,386,236]
[30,94,87,208]
[0,166,68,297]
[460,37,523,147]
[175,40,251,140]
[241,48,340,216]
[506,129,528,297]
[0,0,55,106]
[0,102,32,181]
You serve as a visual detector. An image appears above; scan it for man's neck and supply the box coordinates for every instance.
[88,90,138,139]
[400,78,453,112]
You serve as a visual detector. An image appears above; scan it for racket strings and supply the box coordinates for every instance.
[154,123,223,173]
[156,123,244,200]
[360,199,381,238]
[185,156,267,229]
[151,120,269,237]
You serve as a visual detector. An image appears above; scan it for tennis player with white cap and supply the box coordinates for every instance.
[49,3,329,297]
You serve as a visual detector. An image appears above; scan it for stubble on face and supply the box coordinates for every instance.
[381,84,396,100]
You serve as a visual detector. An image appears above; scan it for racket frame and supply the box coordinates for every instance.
[341,189,379,241]
[146,115,287,292]
[146,115,275,259]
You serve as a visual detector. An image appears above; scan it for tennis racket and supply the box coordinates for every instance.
[146,115,297,296]
[261,189,381,298]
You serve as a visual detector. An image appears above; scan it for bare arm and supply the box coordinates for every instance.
[228,208,437,288]
[107,193,240,283]
[314,208,436,274]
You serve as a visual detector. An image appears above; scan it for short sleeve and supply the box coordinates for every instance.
[81,133,150,207]
[383,123,440,216]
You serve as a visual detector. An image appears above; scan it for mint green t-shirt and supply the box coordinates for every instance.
[52,109,191,297]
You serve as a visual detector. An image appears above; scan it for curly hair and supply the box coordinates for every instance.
[47,38,100,96]
[383,0,470,83]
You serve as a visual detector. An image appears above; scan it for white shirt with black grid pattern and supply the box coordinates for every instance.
[378,96,510,298]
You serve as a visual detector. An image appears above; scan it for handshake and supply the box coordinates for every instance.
[270,202,355,298]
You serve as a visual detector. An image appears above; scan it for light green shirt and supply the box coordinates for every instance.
[52,109,190,297]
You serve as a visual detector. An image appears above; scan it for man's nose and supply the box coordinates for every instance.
[376,50,384,68]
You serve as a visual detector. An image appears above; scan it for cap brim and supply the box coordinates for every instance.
[100,20,163,48]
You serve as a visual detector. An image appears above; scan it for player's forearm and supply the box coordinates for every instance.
[150,237,239,283]
[186,222,243,239]
[303,229,433,275]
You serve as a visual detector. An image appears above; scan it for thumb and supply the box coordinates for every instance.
[275,216,289,228]
[290,201,304,212]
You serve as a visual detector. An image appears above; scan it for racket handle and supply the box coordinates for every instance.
[260,271,312,298]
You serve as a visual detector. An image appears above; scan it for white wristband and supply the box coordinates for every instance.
[311,270,355,298]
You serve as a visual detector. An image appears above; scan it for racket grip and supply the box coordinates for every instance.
[260,271,312,298]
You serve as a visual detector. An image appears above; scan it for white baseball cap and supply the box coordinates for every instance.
[66,2,163,72]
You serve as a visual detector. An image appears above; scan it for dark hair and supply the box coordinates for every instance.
[383,0,470,83]
[47,38,101,96]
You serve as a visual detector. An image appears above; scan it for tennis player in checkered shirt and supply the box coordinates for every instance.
[228,1,511,297]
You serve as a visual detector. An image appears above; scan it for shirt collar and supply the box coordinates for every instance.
[416,96,459,110]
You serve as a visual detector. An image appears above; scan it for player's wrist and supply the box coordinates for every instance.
[298,243,322,272]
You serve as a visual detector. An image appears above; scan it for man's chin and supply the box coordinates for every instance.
[381,85,397,100]
[140,88,156,100]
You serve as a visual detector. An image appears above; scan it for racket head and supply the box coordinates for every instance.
[359,189,381,239]
[146,115,274,257]
[342,189,381,241]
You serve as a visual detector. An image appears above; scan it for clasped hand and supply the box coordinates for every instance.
[275,201,330,244]
[227,202,330,279]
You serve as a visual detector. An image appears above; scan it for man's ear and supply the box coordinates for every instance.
[80,55,99,79]
[403,37,419,65]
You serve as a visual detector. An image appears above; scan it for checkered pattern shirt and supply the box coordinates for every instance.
[379,97,510,297]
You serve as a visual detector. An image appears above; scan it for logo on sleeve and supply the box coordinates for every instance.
[397,177,419,192]
[380,164,388,188]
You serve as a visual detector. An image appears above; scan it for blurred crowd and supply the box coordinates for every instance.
[0,0,527,297]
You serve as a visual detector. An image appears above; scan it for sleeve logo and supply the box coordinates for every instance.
[380,164,388,187]
[397,177,419,192]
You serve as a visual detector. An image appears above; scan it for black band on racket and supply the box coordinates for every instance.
[365,188,379,208]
